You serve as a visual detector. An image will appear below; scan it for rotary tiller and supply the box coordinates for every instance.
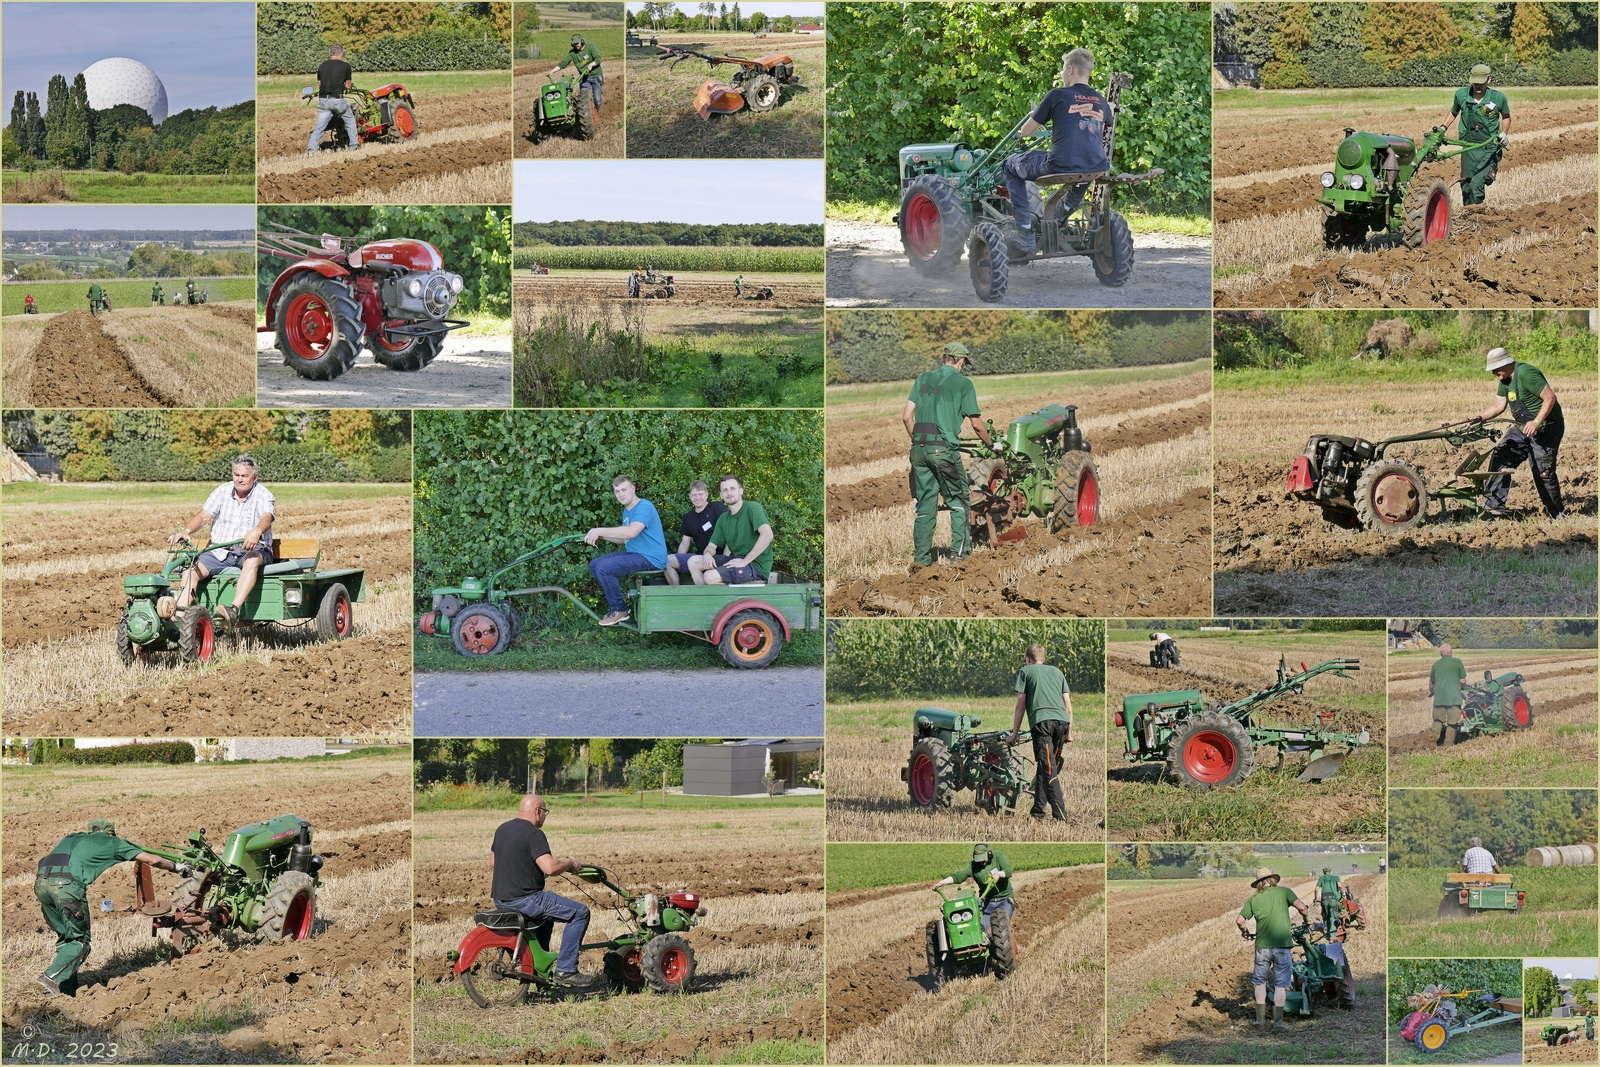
[955,403,1097,544]
[654,44,800,119]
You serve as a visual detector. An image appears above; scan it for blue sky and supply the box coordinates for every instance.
[514,161,822,224]
[1528,959,1599,981]
[626,3,824,18]
[2,2,255,115]
[3,205,255,231]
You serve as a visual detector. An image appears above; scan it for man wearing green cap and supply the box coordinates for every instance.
[1313,866,1346,934]
[933,843,1015,935]
[551,33,604,113]
[1236,866,1310,1030]
[1429,641,1469,746]
[150,281,163,307]
[1476,346,1564,518]
[1445,65,1510,206]
[86,282,105,315]
[902,342,997,566]
[34,819,192,995]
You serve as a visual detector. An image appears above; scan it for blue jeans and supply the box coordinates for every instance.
[589,551,655,612]
[980,896,1015,935]
[494,890,589,974]
[308,97,360,152]
[581,74,602,110]
[1003,149,1088,228]
[1252,946,1293,990]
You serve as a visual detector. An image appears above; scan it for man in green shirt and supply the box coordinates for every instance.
[933,843,1015,936]
[150,281,163,307]
[1313,867,1345,934]
[1444,65,1510,206]
[902,341,996,566]
[86,282,105,315]
[1477,346,1564,519]
[551,33,604,113]
[1006,642,1073,822]
[1429,641,1469,746]
[1236,866,1310,1030]
[34,818,191,995]
[692,473,775,585]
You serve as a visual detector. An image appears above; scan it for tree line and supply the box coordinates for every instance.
[15,242,247,281]
[414,737,718,792]
[1390,789,1597,867]
[628,3,815,33]
[513,220,823,247]
[258,2,511,73]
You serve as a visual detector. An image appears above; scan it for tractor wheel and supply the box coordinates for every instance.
[899,174,969,275]
[167,874,213,955]
[462,944,534,1008]
[1402,175,1451,248]
[503,603,523,648]
[574,91,596,140]
[924,920,944,987]
[372,330,444,372]
[1503,685,1534,730]
[389,103,417,142]
[116,614,139,667]
[179,605,217,665]
[1046,450,1099,531]
[1355,458,1427,535]
[451,604,511,657]
[1167,710,1255,790]
[968,221,1009,302]
[274,273,363,381]
[1321,209,1371,250]
[1413,1014,1451,1054]
[257,870,316,943]
[639,933,695,993]
[603,948,647,994]
[315,582,354,643]
[1092,210,1135,287]
[170,874,209,912]
[1437,893,1468,920]
[717,607,784,668]
[987,909,1017,979]
[1339,960,1356,1010]
[906,737,956,810]
[744,73,781,113]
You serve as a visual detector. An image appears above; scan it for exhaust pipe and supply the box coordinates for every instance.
[935,916,949,957]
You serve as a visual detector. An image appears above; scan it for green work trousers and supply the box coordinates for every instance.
[35,875,91,995]
[1460,147,1501,206]
[910,443,969,566]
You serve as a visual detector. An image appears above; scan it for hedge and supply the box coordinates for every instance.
[826,619,1105,697]
[1387,959,1522,1024]
[58,741,197,765]
[259,27,511,73]
[99,442,410,483]
[1269,46,1596,89]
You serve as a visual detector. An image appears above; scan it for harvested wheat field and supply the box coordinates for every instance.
[1215,87,1598,307]
[1109,872,1388,1063]
[1215,371,1598,617]
[1,482,413,736]
[1390,647,1597,787]
[2,305,254,408]
[1107,630,1387,842]
[515,60,624,158]
[515,269,824,308]
[826,360,1212,617]
[0,749,412,1063]
[825,860,1105,1063]
[256,72,512,204]
[1525,1018,1598,1063]
[414,795,823,1064]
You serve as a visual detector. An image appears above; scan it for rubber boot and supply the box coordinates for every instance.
[1253,1003,1266,1027]
[1273,1005,1291,1031]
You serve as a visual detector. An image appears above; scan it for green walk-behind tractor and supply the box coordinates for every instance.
[1455,669,1534,738]
[955,404,1097,545]
[1247,921,1357,1015]
[133,815,323,955]
[528,69,597,145]
[1117,656,1368,789]
[1543,1018,1595,1046]
[925,880,1015,987]
[1401,986,1523,1054]
[451,865,704,1004]
[1319,124,1499,249]
[902,708,1032,815]
[1437,872,1523,919]
[894,72,1163,301]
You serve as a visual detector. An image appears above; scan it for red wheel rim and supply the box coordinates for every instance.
[622,948,643,983]
[459,614,501,655]
[731,618,773,660]
[910,753,934,804]
[1371,472,1420,524]
[196,614,215,662]
[904,194,942,261]
[284,890,313,940]
[1425,189,1449,242]
[1512,695,1531,726]
[1182,730,1236,782]
[334,593,352,637]
[283,292,333,358]
[396,109,415,136]
[376,329,414,353]
[1077,470,1098,526]
[660,947,688,984]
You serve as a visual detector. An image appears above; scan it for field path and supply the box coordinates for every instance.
[257,331,512,408]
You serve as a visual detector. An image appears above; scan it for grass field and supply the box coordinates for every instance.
[1388,1018,1523,1064]
[3,277,255,315]
[825,843,1104,890]
[1388,866,1598,957]
[0,169,254,204]
[516,246,824,272]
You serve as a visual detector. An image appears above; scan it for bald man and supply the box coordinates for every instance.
[1429,642,1468,746]
[490,795,597,987]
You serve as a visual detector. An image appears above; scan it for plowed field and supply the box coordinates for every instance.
[515,60,624,158]
[1215,89,1598,307]
[1,484,414,736]
[0,753,412,1064]
[1389,648,1597,787]
[514,270,824,308]
[1215,373,1598,617]
[1109,873,1388,1063]
[825,361,1212,617]
[414,798,824,1064]
[825,864,1105,1063]
[1526,1020,1598,1063]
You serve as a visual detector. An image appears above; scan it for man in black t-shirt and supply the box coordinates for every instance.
[665,479,729,586]
[490,794,598,987]
[1002,47,1112,256]
[306,44,361,153]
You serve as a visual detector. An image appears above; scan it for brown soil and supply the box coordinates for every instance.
[514,62,626,159]
[28,310,168,407]
[257,133,512,203]
[204,304,257,327]
[1526,1033,1598,1063]
[825,865,1102,1042]
[515,274,825,309]
[1112,659,1387,737]
[1389,691,1594,756]
[255,89,514,158]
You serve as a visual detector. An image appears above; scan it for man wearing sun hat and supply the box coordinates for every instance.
[1236,866,1310,1030]
[1445,64,1511,206]
[1475,346,1564,519]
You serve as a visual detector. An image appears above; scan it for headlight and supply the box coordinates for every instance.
[1320,172,1336,188]
[406,278,423,296]
[1348,174,1365,190]
[285,586,303,606]
[449,274,464,293]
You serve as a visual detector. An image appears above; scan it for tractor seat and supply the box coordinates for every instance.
[475,910,528,929]
[1033,170,1108,187]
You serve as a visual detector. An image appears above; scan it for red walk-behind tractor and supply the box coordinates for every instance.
[302,84,418,148]
[258,228,468,381]
[654,45,801,119]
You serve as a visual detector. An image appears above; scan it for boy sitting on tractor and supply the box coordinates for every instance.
[1003,47,1112,257]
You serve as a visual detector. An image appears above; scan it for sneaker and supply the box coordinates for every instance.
[1008,227,1037,257]
[599,610,630,626]
[35,973,59,996]
[552,970,599,988]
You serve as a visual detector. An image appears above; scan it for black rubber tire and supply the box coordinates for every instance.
[639,933,695,994]
[717,607,785,668]
[1046,450,1098,532]
[390,103,417,141]
[1502,685,1534,730]
[1092,210,1135,286]
[899,174,969,275]
[1339,960,1356,1010]
[1322,211,1368,249]
[462,944,533,1008]
[1355,458,1428,535]
[1167,710,1256,790]
[574,90,596,140]
[1401,175,1451,248]
[257,870,316,943]
[322,116,351,151]
[603,949,646,994]
[315,582,353,643]
[1413,1014,1451,1054]
[371,331,445,371]
[988,908,1017,979]
[452,604,511,657]
[744,73,781,112]
[968,221,1009,302]
[274,273,363,381]
[906,737,956,809]
[503,603,523,648]
[924,919,942,986]
[179,605,216,665]
[117,614,137,667]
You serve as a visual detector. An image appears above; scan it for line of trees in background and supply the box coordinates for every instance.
[1415,618,1598,648]
[826,619,1105,697]
[1525,966,1598,1019]
[3,410,411,483]
[514,220,822,247]
[1108,843,1381,879]
[628,3,813,33]
[14,243,248,281]
[1390,789,1597,868]
[1215,2,1598,88]
[258,1,512,73]
[1111,618,1384,631]
[414,737,730,792]
[826,311,1209,384]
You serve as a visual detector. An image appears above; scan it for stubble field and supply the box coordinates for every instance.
[1525,1018,1599,1063]
[515,58,624,158]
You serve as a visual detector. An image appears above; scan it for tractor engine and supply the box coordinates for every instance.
[1321,129,1417,207]
[1287,433,1378,513]
[1117,690,1202,758]
[351,238,464,329]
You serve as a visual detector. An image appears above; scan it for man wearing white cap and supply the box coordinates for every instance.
[1475,347,1564,519]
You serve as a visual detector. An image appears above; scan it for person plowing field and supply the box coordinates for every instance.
[1003,47,1111,257]
[150,281,163,307]
[491,794,600,989]
[903,341,996,566]
[1006,642,1073,822]
[1237,867,1311,1031]
[550,33,604,114]
[1477,347,1564,519]
[933,843,1015,936]
[185,278,198,306]
[1149,631,1179,668]
[1312,867,1346,934]
[586,474,669,627]
[168,454,275,631]
[734,274,744,297]
[1442,64,1510,207]
[307,44,361,154]
[23,293,36,314]
[34,818,193,996]
[86,282,109,315]
[1430,642,1468,746]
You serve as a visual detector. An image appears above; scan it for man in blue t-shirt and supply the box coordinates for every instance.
[585,474,668,626]
[1003,47,1112,256]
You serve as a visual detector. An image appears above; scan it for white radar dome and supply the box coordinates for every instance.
[80,57,168,125]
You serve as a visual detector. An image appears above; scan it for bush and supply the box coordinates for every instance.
[366,445,413,483]
[1546,48,1599,85]
[348,29,511,71]
[1388,959,1523,1023]
[58,741,196,765]
[827,619,1106,697]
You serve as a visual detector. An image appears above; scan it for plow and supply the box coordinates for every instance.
[654,44,801,119]
[955,403,1097,544]
[1246,919,1358,1015]
[902,707,1032,815]
[303,83,417,149]
[1319,124,1499,249]
[1401,986,1523,1053]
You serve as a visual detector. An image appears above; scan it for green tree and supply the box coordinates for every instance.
[8,90,27,157]
[1525,966,1558,1018]
[1362,3,1459,69]
[747,9,768,32]
[773,13,793,32]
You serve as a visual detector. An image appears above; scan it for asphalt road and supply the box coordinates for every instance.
[414,666,824,737]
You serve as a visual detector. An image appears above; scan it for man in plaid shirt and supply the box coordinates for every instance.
[1461,837,1499,874]
[168,455,276,630]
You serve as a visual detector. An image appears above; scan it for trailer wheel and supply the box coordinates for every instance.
[315,582,353,642]
[899,174,968,275]
[603,948,646,994]
[179,605,216,665]
[1167,710,1255,790]
[461,943,534,1008]
[988,909,1017,979]
[907,737,956,809]
[1413,1015,1450,1054]
[639,934,695,994]
[452,604,511,657]
[1355,458,1427,535]
[1092,210,1135,287]
[258,870,316,943]
[275,273,363,381]
[718,607,784,668]
[1047,450,1099,531]
[1504,686,1533,730]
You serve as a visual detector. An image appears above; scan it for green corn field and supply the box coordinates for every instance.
[514,245,824,273]
[827,619,1106,696]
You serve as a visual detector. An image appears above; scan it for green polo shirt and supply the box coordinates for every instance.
[558,41,603,77]
[908,364,980,446]
[1014,663,1070,728]
[87,284,102,301]
[948,853,1014,901]
[1316,874,1342,901]
[45,831,145,887]
[1431,654,1468,707]
[1241,885,1300,949]
[1497,361,1561,424]
[710,500,774,578]
[1453,85,1510,140]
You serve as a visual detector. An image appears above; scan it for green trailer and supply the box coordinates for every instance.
[1437,873,1523,919]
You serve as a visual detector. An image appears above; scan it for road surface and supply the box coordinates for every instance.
[258,330,512,408]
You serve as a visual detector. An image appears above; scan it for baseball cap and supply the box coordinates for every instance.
[1470,64,1491,84]
[943,341,972,364]
[87,818,116,834]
